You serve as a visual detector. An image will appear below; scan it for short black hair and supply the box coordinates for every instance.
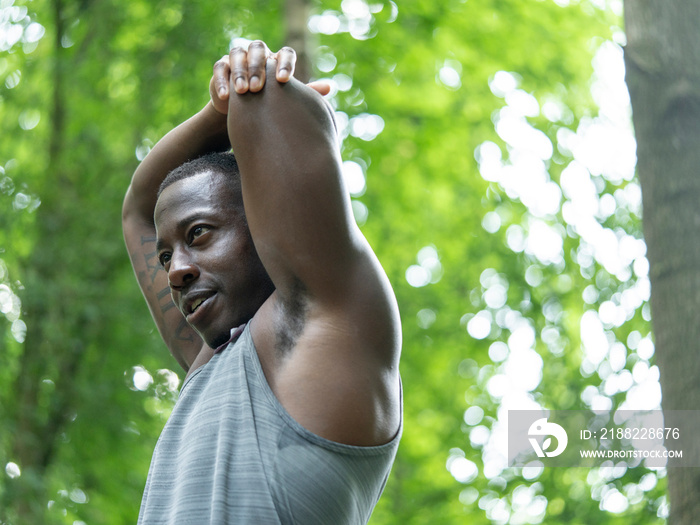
[157,151,243,211]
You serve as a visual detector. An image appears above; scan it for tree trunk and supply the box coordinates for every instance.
[624,1,700,522]
[284,0,313,83]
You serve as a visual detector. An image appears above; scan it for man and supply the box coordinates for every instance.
[122,41,402,524]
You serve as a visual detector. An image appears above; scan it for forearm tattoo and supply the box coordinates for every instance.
[134,236,195,342]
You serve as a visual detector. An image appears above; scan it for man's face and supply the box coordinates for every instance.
[154,171,273,348]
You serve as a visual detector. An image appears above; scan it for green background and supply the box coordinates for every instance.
[0,0,666,523]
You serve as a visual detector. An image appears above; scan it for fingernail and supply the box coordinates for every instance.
[249,76,260,91]
[235,78,246,93]
[278,69,290,81]
[218,86,228,97]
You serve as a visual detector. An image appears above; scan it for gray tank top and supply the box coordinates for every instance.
[137,324,402,524]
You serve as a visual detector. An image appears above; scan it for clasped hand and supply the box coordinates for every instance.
[209,40,330,115]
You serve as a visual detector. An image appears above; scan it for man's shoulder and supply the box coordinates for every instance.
[249,288,401,447]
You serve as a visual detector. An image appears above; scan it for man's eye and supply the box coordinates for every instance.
[159,252,171,267]
[190,225,210,240]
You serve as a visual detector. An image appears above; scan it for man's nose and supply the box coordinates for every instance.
[168,251,200,290]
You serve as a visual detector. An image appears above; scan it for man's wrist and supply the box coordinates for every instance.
[199,102,230,148]
[204,100,228,119]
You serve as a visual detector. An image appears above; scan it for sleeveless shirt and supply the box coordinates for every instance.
[137,324,402,524]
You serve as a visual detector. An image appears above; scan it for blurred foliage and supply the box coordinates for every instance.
[0,0,667,523]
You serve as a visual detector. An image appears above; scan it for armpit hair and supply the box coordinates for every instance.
[275,277,309,354]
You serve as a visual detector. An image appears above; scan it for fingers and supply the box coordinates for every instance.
[275,46,296,83]
[230,40,270,94]
[230,46,250,94]
[212,56,230,98]
[228,42,320,95]
[209,55,231,115]
[247,40,269,92]
[307,80,331,96]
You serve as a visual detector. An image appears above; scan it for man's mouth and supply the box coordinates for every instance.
[191,297,206,313]
[183,291,216,317]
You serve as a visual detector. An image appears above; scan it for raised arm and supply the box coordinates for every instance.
[123,103,229,370]
[227,46,401,445]
[227,66,352,302]
[122,48,303,371]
